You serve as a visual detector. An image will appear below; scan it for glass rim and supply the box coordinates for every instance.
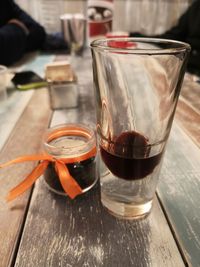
[90,37,191,55]
[43,123,96,152]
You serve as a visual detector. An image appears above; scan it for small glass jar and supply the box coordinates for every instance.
[43,123,98,196]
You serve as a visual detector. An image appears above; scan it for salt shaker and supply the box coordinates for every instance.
[45,61,79,109]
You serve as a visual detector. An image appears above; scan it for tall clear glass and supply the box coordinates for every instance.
[91,38,190,219]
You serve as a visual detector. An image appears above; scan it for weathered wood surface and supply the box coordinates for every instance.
[2,53,200,266]
[14,177,185,267]
[157,123,200,267]
[157,74,200,267]
[0,90,34,150]
[176,77,200,149]
[164,76,200,267]
[0,89,52,267]
[0,53,54,151]
[14,56,185,267]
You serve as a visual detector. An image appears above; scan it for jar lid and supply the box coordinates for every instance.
[45,61,77,83]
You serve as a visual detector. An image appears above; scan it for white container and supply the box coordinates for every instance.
[49,80,78,109]
[45,61,79,109]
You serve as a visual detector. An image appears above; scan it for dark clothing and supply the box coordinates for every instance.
[130,0,200,74]
[0,0,46,65]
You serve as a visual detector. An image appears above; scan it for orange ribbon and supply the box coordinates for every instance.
[0,124,96,202]
[0,147,96,202]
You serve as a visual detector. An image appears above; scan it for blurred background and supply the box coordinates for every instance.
[15,0,193,35]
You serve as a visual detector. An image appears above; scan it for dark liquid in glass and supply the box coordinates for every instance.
[44,157,96,194]
[100,131,163,180]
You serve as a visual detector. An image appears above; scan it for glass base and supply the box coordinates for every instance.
[101,192,153,220]
[43,177,98,197]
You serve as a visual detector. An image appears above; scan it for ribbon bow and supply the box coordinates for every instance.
[0,146,96,202]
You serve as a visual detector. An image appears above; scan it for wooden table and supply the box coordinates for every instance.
[0,53,200,267]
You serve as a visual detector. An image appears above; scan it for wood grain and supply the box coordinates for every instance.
[0,88,52,267]
[0,53,54,151]
[14,179,185,267]
[181,77,200,114]
[157,123,200,267]
[176,78,200,149]
[158,76,200,267]
[0,90,34,150]
[176,97,200,149]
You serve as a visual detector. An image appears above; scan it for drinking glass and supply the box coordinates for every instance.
[87,0,114,38]
[91,38,190,219]
[60,13,87,57]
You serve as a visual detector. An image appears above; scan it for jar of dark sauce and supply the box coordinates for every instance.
[43,124,98,196]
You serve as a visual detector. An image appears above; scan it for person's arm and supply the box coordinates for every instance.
[0,0,46,65]
[0,23,27,65]
[9,0,46,52]
[8,18,30,35]
[156,7,189,41]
